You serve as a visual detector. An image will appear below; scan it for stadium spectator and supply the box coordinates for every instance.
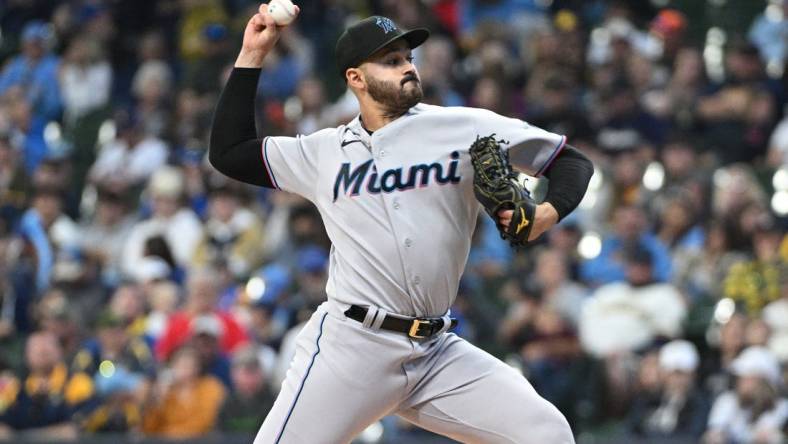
[218,346,276,433]
[79,188,135,287]
[724,220,787,314]
[626,340,711,439]
[120,167,202,278]
[696,40,781,165]
[71,310,155,380]
[0,331,96,440]
[192,183,265,278]
[188,314,233,389]
[0,20,61,173]
[703,347,788,444]
[141,345,225,438]
[580,245,686,357]
[580,204,672,286]
[88,109,168,195]
[154,269,248,362]
[143,280,180,342]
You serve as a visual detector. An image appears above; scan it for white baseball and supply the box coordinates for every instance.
[268,0,297,26]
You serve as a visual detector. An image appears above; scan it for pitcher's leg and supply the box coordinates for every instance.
[399,334,574,444]
[255,309,407,444]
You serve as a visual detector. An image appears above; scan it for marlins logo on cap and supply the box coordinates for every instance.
[375,17,396,34]
[334,16,430,77]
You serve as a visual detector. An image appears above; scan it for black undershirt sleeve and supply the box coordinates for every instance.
[208,67,273,187]
[542,144,594,221]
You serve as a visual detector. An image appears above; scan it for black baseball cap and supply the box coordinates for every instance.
[335,16,429,78]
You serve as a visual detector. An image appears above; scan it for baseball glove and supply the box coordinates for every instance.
[469,134,536,247]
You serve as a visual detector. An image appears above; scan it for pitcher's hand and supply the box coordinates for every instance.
[235,3,300,67]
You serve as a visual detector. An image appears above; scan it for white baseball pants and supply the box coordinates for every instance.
[254,300,574,444]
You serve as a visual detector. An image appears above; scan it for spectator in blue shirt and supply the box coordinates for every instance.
[0,21,62,173]
[580,204,672,286]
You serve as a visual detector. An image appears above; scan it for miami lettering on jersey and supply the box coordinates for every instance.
[333,151,461,201]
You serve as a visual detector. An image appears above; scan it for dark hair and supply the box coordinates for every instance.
[143,236,177,270]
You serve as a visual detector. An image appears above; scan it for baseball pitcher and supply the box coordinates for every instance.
[209,5,594,443]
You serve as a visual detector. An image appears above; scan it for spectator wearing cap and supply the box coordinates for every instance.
[580,204,672,287]
[0,20,62,173]
[188,314,233,389]
[284,245,329,317]
[120,167,203,279]
[218,346,276,433]
[0,331,96,441]
[192,183,265,279]
[626,340,711,439]
[155,269,248,363]
[88,109,168,195]
[142,345,226,438]
[703,347,788,444]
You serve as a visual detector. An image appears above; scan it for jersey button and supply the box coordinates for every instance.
[379,150,387,158]
[404,238,412,247]
[393,201,400,209]
[413,276,421,285]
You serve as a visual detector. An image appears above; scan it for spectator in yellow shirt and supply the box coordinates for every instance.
[142,345,225,438]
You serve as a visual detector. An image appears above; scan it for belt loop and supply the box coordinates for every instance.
[436,313,452,336]
[362,306,379,329]
[371,308,387,331]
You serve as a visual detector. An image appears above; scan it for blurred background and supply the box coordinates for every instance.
[0,0,787,443]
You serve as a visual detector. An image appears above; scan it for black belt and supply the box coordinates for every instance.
[344,305,458,339]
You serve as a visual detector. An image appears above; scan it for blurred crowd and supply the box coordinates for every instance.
[0,0,787,442]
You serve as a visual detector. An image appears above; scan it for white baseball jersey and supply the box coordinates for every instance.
[262,103,565,317]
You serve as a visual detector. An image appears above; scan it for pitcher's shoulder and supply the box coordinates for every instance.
[411,103,505,119]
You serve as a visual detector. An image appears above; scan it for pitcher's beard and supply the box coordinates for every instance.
[366,76,423,119]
